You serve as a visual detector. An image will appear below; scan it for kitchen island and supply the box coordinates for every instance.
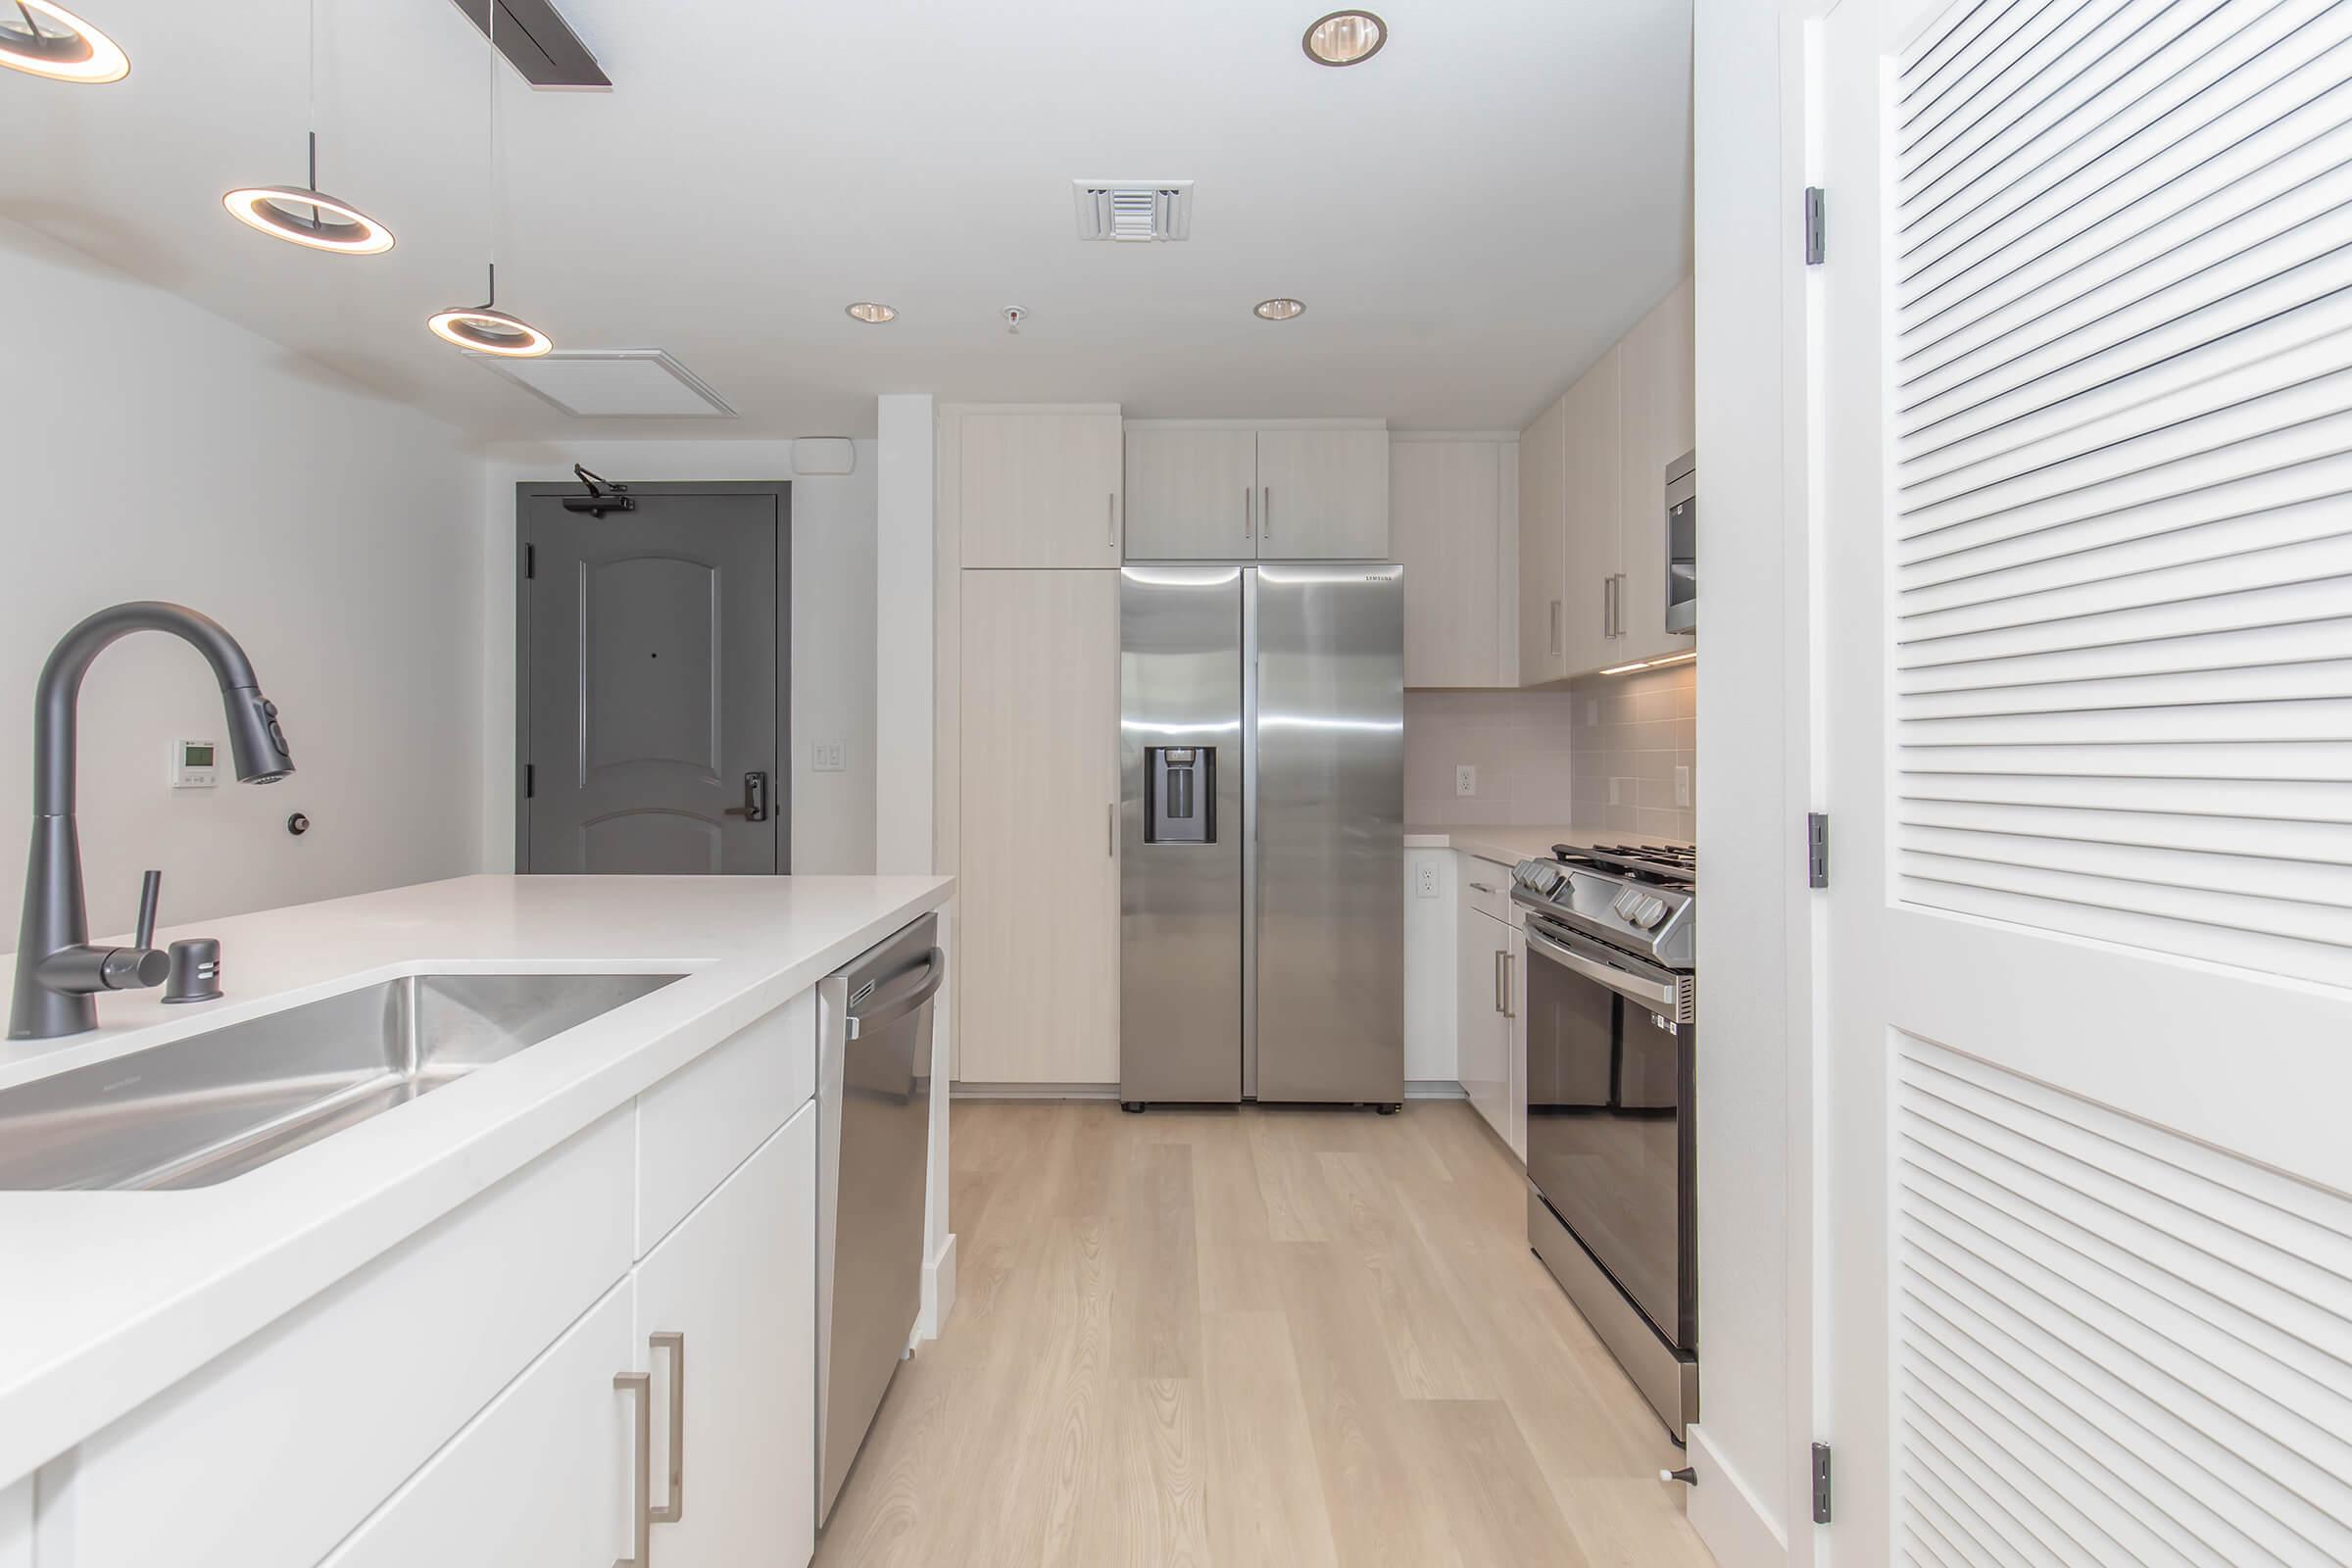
[0,871,953,1568]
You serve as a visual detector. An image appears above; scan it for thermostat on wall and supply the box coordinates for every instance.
[171,739,220,789]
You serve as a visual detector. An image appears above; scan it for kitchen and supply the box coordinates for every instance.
[7,3,2352,1567]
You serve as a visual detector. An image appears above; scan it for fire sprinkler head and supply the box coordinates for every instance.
[1003,306,1025,334]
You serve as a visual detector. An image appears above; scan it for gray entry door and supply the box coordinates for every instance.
[519,485,787,874]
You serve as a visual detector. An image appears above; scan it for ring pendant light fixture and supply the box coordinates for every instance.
[224,0,393,254]
[1,1,129,83]
[430,0,551,356]
[428,263,552,356]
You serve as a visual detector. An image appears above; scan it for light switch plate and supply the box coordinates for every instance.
[1608,778,1622,807]
[1675,765,1691,807]
[812,741,847,773]
[1455,764,1477,798]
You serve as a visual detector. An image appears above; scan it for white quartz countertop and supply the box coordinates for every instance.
[1403,823,1692,866]
[0,871,953,1485]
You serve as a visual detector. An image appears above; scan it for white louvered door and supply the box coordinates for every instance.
[1814,0,2352,1562]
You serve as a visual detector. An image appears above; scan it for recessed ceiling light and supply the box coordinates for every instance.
[846,302,897,323]
[1302,10,1385,67]
[1254,297,1306,321]
[0,1,128,82]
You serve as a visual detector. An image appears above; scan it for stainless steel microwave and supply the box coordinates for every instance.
[1665,449,1696,636]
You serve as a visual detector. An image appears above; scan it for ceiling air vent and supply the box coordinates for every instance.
[471,349,737,418]
[1073,180,1194,242]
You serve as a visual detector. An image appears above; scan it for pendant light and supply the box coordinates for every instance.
[223,1,392,254]
[0,1,129,83]
[429,1,550,357]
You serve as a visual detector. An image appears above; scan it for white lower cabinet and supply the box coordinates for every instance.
[1455,894,1526,1162]
[27,986,833,1568]
[632,1103,817,1568]
[319,1281,639,1568]
[1457,903,1510,1152]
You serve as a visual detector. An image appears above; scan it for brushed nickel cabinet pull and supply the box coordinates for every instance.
[1245,486,1253,538]
[1549,600,1562,657]
[614,1370,652,1568]
[1263,486,1272,537]
[1108,802,1116,857]
[650,1332,685,1524]
[1502,952,1516,1019]
[1107,492,1118,548]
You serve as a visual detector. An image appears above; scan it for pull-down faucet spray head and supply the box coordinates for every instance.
[10,602,295,1040]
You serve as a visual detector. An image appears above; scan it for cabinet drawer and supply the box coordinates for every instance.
[42,1108,635,1568]
[1459,857,1514,923]
[637,988,813,1255]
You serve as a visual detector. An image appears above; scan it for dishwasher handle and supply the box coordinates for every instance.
[845,949,947,1041]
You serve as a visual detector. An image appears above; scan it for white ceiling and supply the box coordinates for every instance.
[0,0,1692,440]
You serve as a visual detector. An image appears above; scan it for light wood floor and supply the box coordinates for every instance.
[815,1099,1716,1567]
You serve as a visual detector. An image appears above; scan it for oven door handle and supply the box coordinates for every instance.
[1524,925,1679,1012]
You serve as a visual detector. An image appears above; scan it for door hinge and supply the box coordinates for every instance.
[524,542,536,579]
[523,762,535,800]
[1803,186,1827,266]
[1806,811,1830,889]
[1811,1442,1834,1525]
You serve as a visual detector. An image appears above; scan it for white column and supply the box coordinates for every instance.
[872,394,955,1337]
[873,394,935,875]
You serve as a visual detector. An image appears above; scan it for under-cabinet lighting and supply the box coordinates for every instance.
[1599,650,1697,676]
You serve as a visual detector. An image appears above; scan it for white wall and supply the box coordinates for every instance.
[475,439,879,875]
[0,218,485,943]
[1402,847,1457,1084]
[1690,1,1811,1563]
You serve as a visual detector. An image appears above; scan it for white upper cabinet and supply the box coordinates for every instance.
[1561,347,1623,677]
[1613,278,1695,664]
[1517,394,1570,685]
[1392,435,1515,688]
[1517,276,1694,681]
[1253,427,1390,560]
[1121,421,1389,562]
[1123,426,1259,559]
[956,409,1124,568]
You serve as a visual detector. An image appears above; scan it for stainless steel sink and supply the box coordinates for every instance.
[0,972,682,1192]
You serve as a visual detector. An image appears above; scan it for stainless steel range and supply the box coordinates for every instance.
[1510,843,1697,1441]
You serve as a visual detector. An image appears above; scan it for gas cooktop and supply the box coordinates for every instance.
[1507,843,1697,970]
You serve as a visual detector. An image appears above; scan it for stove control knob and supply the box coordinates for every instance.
[1636,896,1669,930]
[1610,887,1643,923]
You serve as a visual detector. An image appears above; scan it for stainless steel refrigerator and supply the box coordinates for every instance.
[1119,564,1403,1107]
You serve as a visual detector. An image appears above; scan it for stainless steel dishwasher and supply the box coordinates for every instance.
[814,912,943,1525]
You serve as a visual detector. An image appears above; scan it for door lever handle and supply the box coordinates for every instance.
[723,770,769,822]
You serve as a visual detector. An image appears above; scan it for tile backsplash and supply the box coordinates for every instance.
[1403,689,1583,826]
[1566,662,1696,842]
[1402,663,1697,840]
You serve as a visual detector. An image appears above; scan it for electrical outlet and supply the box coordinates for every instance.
[1586,698,1599,726]
[1608,778,1622,807]
[1455,764,1477,798]
[1415,861,1439,899]
[1675,765,1691,808]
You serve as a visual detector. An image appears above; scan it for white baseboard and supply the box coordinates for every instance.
[917,1232,957,1342]
[1686,1422,1789,1568]
[1406,1079,1466,1100]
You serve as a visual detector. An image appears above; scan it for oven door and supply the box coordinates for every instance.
[1522,917,1693,1348]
